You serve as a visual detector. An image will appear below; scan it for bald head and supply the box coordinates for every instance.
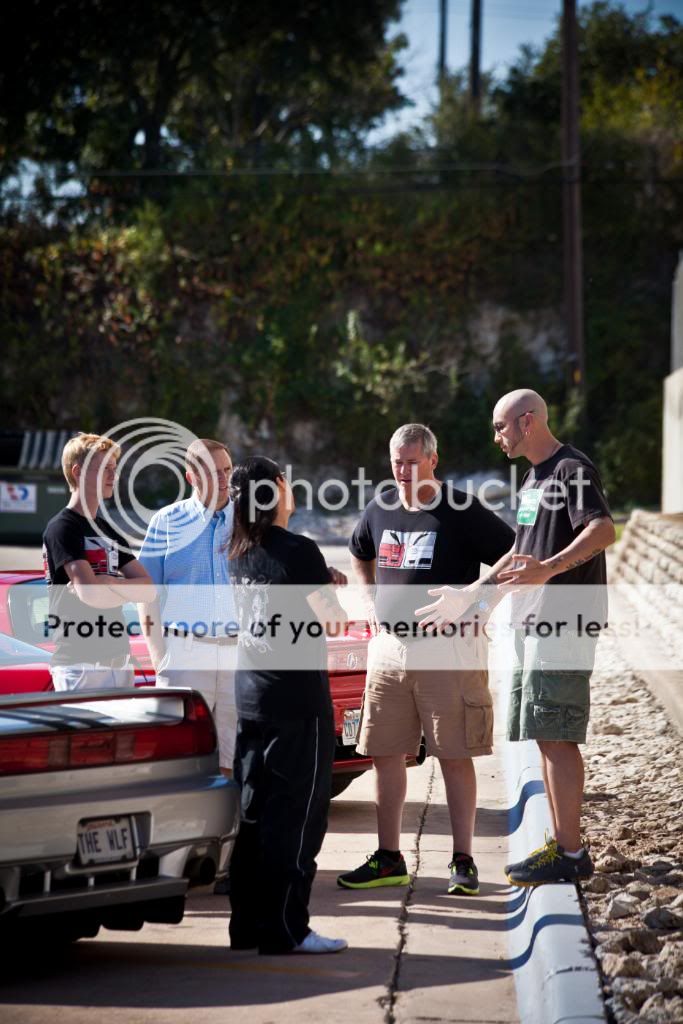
[494,389,548,425]
[492,388,560,464]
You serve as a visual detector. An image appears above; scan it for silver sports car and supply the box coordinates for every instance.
[0,687,239,942]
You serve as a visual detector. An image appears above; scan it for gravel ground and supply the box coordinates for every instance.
[579,631,683,1024]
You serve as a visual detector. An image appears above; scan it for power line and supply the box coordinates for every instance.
[4,175,681,206]
[0,158,610,180]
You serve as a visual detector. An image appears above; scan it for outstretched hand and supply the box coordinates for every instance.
[497,554,554,591]
[414,585,473,631]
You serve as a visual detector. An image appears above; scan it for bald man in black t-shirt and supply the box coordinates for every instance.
[418,390,616,888]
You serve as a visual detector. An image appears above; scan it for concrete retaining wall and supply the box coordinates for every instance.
[662,368,683,514]
[611,509,683,633]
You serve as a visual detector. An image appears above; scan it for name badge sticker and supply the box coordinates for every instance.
[517,488,543,526]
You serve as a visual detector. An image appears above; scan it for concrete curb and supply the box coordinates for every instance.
[494,656,606,1024]
[503,740,606,1024]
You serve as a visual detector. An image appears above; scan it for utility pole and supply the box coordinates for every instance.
[438,0,448,92]
[561,0,586,418]
[470,0,482,115]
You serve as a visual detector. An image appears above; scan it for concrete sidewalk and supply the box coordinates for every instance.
[313,711,519,1024]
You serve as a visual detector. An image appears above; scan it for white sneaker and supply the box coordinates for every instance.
[292,930,348,954]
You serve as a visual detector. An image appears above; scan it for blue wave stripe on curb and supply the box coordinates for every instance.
[497,680,606,1024]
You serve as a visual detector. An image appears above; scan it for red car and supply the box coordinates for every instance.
[0,571,371,796]
[0,631,53,695]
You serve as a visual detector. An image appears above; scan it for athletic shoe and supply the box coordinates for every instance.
[504,831,555,875]
[292,931,348,954]
[337,851,410,889]
[447,854,480,895]
[507,843,594,887]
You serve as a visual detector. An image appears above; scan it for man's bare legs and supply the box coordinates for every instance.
[538,740,584,851]
[540,754,558,838]
[374,754,408,850]
[439,757,477,856]
[374,754,477,857]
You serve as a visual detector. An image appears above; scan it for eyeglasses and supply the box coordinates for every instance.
[492,410,534,435]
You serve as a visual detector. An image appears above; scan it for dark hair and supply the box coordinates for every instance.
[229,456,283,558]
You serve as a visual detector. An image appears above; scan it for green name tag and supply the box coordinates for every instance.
[517,488,543,525]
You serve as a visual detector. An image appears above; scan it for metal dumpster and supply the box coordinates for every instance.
[0,430,73,543]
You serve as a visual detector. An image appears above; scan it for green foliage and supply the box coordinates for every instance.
[0,1,681,507]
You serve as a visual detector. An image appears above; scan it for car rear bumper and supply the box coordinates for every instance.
[5,876,188,919]
[0,771,240,921]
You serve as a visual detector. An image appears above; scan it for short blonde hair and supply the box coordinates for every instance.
[62,433,121,490]
[185,438,231,475]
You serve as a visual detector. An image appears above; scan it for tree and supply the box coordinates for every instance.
[0,0,407,187]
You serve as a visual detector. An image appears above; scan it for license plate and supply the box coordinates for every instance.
[77,816,136,866]
[342,709,361,745]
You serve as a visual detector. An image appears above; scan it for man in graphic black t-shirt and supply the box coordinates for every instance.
[337,424,514,898]
[42,433,155,690]
[419,390,616,888]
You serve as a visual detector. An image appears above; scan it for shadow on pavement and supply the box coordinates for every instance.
[0,934,514,1008]
[0,877,534,1009]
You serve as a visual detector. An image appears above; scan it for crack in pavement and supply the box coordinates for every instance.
[381,758,437,1024]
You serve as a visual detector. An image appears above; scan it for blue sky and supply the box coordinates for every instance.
[371,0,683,140]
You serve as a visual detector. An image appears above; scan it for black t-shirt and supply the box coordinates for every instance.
[349,483,515,635]
[228,526,333,723]
[513,444,612,629]
[42,508,135,666]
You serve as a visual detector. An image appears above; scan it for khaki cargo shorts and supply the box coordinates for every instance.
[507,629,597,744]
[356,629,493,760]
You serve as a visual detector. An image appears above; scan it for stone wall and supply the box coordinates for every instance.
[613,510,683,586]
[611,509,683,637]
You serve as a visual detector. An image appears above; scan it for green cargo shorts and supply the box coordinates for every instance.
[507,629,596,744]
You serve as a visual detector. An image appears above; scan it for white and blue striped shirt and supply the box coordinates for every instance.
[139,494,236,634]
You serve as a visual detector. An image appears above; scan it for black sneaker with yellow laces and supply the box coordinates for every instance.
[447,853,480,895]
[507,839,594,887]
[504,831,554,875]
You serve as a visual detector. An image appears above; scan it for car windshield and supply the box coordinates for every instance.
[0,631,51,666]
[8,578,142,643]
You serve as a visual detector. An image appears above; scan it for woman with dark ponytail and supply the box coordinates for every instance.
[227,456,349,956]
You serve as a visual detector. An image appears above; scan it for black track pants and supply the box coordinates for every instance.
[228,713,335,954]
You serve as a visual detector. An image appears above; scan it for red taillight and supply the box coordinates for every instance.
[0,694,217,776]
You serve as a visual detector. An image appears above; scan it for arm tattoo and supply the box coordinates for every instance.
[547,547,603,572]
